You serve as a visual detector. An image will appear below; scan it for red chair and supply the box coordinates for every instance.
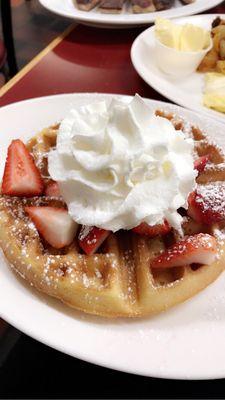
[0,38,6,70]
[0,38,6,86]
[0,1,18,77]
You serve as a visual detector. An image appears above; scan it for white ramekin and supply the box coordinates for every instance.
[155,36,213,78]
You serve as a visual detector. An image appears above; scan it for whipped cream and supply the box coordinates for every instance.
[48,95,197,232]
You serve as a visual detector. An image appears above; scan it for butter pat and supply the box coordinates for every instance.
[155,18,182,50]
[203,72,225,113]
[155,18,211,52]
[154,18,212,77]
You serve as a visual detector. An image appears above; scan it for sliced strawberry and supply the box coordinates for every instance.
[78,226,110,255]
[132,220,171,237]
[188,183,225,225]
[151,233,217,269]
[25,206,78,249]
[194,155,210,173]
[2,139,44,197]
[44,181,61,197]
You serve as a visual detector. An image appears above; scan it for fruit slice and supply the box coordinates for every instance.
[151,233,217,269]
[188,183,225,225]
[25,206,78,249]
[44,181,61,197]
[2,139,44,197]
[132,220,171,236]
[78,226,110,255]
[194,155,210,173]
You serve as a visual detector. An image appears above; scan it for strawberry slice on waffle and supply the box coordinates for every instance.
[44,181,61,197]
[78,226,111,255]
[25,206,78,249]
[151,233,217,269]
[188,183,225,225]
[132,220,171,237]
[194,155,210,173]
[2,139,44,197]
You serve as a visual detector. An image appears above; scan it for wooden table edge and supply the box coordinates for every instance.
[0,23,76,99]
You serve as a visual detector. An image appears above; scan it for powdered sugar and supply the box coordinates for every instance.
[197,182,225,218]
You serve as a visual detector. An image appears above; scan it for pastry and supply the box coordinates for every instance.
[99,0,125,13]
[153,0,175,11]
[75,0,100,11]
[132,0,155,13]
[73,0,195,14]
[180,0,196,4]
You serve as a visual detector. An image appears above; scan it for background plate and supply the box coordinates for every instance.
[131,14,225,123]
[39,0,224,28]
[1,93,225,380]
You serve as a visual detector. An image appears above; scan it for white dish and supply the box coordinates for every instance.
[39,0,224,28]
[131,14,225,123]
[154,35,212,78]
[1,93,225,380]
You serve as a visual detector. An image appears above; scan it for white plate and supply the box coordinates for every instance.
[1,93,225,380]
[39,0,224,28]
[131,14,225,123]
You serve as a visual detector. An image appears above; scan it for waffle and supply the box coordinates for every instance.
[0,112,225,318]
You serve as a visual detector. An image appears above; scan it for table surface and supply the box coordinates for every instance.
[0,1,224,107]
[1,3,225,395]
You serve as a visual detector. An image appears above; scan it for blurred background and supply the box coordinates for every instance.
[0,0,70,87]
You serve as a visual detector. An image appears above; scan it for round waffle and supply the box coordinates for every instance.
[0,113,225,318]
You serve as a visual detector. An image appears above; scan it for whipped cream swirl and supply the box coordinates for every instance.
[48,95,197,232]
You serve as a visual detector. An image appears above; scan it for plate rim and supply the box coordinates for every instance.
[130,13,225,124]
[39,0,224,27]
[1,92,225,380]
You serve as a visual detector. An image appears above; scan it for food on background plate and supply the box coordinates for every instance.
[75,0,100,10]
[140,0,176,13]
[132,0,155,14]
[155,18,211,52]
[99,0,125,13]
[154,0,175,11]
[74,0,195,13]
[198,17,225,74]
[203,72,225,113]
[196,17,225,114]
[0,94,225,318]
[181,0,196,3]
[154,18,212,77]
[154,16,225,114]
